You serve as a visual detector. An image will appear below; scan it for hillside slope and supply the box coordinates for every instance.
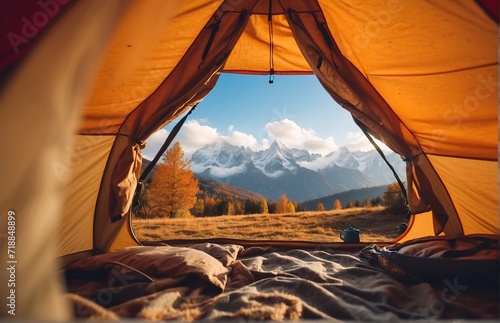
[302,185,388,210]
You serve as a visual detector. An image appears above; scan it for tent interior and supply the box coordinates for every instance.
[0,0,498,320]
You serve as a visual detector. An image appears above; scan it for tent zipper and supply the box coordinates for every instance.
[268,0,275,83]
[354,118,410,217]
[200,20,221,68]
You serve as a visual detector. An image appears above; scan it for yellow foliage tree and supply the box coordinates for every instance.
[276,194,288,214]
[259,198,269,214]
[226,201,235,215]
[333,199,343,210]
[234,201,244,215]
[148,142,199,218]
[193,198,204,216]
[204,196,216,216]
[383,182,407,215]
[316,202,325,211]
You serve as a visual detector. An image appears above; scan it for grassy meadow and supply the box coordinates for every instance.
[133,206,406,243]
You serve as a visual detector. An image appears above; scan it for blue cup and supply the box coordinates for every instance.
[340,227,360,243]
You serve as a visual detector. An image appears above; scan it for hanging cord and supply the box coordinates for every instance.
[133,104,197,210]
[199,18,221,69]
[311,12,337,69]
[268,0,275,84]
[104,261,154,283]
[353,118,409,209]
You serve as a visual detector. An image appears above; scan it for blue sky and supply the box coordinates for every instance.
[143,73,382,160]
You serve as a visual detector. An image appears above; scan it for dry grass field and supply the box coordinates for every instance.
[133,206,406,243]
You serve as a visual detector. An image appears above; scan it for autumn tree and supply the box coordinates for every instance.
[192,198,204,216]
[204,196,216,216]
[316,203,325,211]
[286,201,296,213]
[276,194,289,214]
[362,199,372,208]
[333,199,343,210]
[260,198,269,214]
[132,183,152,219]
[148,142,199,218]
[293,201,304,212]
[226,201,235,215]
[383,182,407,215]
[234,201,244,215]
[345,200,354,209]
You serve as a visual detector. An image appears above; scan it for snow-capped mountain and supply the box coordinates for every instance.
[327,146,360,169]
[304,146,406,184]
[253,141,300,177]
[191,140,406,202]
[191,141,252,168]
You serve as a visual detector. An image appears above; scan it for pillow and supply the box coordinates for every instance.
[189,243,243,267]
[66,246,229,290]
[360,235,499,285]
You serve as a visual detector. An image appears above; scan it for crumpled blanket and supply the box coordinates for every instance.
[65,242,499,321]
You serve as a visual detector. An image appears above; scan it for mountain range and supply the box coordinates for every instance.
[191,140,405,202]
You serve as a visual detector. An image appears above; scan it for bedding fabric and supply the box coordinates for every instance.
[65,241,499,321]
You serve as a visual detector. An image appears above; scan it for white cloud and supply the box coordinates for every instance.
[191,163,208,174]
[260,170,284,178]
[178,120,261,153]
[298,155,335,171]
[143,121,221,160]
[176,120,222,154]
[142,128,169,160]
[345,131,391,152]
[227,129,259,150]
[208,164,247,178]
[265,119,337,155]
[145,120,265,160]
[261,138,270,150]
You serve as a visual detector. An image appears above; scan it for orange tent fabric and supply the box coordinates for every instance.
[2,0,496,257]
[74,0,497,256]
